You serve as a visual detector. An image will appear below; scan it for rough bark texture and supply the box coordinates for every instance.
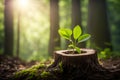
[47,49,120,80]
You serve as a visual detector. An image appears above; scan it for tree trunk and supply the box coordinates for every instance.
[4,0,14,56]
[16,11,21,58]
[48,49,105,70]
[47,49,119,80]
[87,0,112,50]
[71,0,85,47]
[49,0,60,56]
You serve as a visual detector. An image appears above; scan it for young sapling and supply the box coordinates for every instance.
[58,25,91,53]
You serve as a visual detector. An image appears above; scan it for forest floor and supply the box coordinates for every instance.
[0,55,40,80]
[0,54,120,80]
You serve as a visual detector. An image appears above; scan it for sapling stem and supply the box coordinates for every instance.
[58,25,91,54]
[71,40,75,54]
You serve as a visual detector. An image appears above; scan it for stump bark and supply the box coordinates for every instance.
[47,49,120,80]
[49,49,105,71]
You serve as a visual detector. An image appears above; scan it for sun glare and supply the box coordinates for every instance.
[16,0,29,9]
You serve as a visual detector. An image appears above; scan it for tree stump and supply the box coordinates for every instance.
[47,49,119,80]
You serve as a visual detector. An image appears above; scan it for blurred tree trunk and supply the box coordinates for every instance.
[88,0,112,50]
[71,0,85,47]
[4,0,14,56]
[16,11,21,58]
[49,0,60,56]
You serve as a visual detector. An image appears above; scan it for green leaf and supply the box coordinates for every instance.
[73,25,82,40]
[75,47,81,53]
[58,29,72,40]
[68,44,74,48]
[78,34,91,43]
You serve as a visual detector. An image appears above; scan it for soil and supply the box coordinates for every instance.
[0,54,120,80]
[0,55,39,80]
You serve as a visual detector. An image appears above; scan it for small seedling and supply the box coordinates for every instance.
[58,25,91,53]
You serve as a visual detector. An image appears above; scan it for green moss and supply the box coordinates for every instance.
[12,63,46,80]
[12,63,63,80]
[30,64,45,69]
[41,71,51,78]
[58,62,63,73]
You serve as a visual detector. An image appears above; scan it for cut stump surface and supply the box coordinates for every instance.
[47,49,120,80]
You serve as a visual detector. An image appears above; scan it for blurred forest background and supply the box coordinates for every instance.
[0,0,120,62]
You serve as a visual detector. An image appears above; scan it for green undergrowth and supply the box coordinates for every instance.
[98,48,120,60]
[11,62,62,80]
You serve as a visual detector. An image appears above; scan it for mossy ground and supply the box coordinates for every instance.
[11,63,62,80]
[11,60,120,80]
[1,55,120,80]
